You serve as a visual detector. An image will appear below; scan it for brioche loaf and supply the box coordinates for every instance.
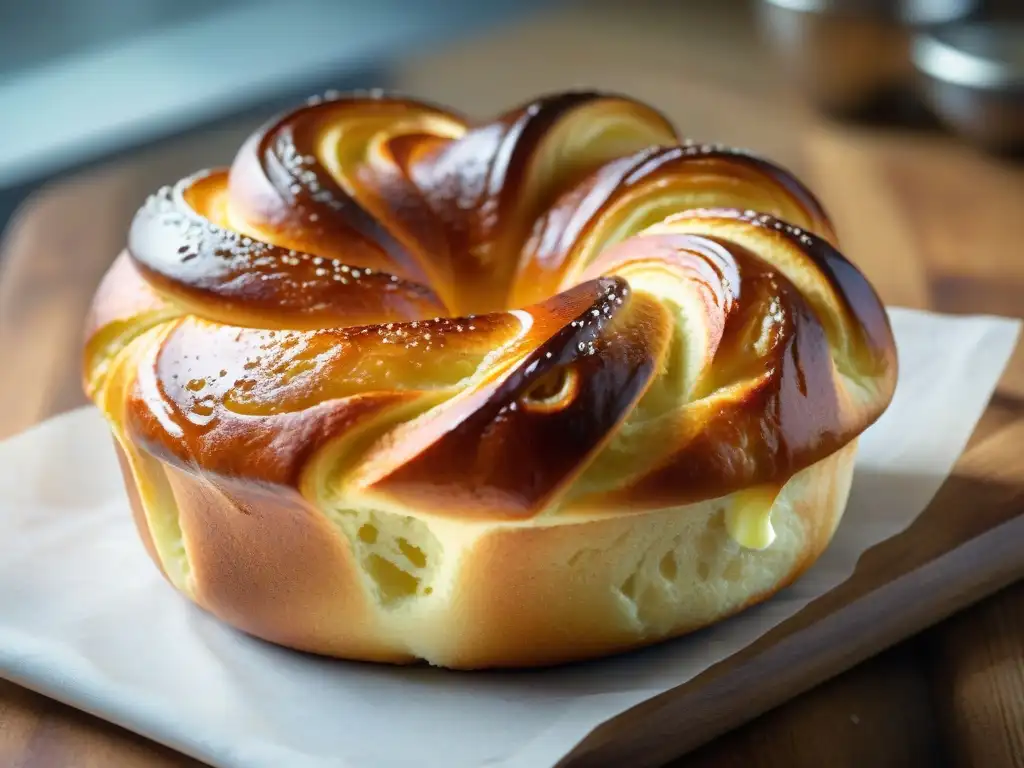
[83,90,897,669]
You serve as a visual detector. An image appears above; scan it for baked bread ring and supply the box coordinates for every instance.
[83,90,897,669]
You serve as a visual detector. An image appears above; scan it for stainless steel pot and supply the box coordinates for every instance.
[756,0,979,114]
[911,22,1024,150]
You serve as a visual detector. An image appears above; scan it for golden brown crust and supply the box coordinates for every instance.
[511,143,837,308]
[114,428,857,669]
[82,89,897,668]
[437,441,857,669]
[112,438,166,582]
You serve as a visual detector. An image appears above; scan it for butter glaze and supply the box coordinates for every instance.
[86,89,897,523]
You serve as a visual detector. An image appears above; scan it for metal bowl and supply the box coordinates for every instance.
[911,22,1024,150]
[756,0,979,115]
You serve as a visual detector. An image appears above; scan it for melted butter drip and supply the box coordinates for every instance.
[725,484,782,550]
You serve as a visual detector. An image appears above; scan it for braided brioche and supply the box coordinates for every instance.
[83,90,897,668]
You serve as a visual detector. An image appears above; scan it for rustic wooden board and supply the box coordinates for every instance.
[1,2,1022,766]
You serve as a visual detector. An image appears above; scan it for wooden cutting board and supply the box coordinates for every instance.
[1,3,1022,766]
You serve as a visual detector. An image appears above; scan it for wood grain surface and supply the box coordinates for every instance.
[1,2,1022,766]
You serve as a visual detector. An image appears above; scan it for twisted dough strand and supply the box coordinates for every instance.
[85,90,896,523]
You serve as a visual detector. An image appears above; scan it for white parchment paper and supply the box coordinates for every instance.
[0,308,1019,768]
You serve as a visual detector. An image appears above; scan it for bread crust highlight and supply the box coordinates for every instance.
[83,90,896,668]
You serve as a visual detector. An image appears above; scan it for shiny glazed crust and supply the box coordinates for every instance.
[83,90,897,668]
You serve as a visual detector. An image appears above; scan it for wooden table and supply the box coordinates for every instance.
[1,2,1022,766]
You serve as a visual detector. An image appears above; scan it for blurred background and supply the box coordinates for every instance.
[0,0,1021,439]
